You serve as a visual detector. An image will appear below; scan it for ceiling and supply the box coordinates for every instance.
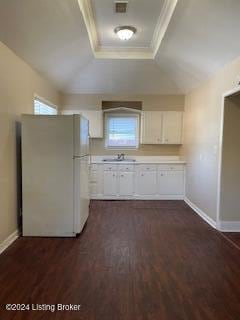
[0,0,240,94]
[91,0,164,48]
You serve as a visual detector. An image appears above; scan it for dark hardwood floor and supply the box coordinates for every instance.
[1,200,240,320]
[224,232,240,249]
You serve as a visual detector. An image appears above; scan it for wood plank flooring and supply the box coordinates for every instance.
[1,200,240,320]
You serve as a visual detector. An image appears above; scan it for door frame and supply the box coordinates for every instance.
[216,85,240,229]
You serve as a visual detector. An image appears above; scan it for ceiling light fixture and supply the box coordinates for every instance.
[114,26,136,40]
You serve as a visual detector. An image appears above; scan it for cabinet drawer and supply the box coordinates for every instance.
[103,164,118,171]
[119,164,134,172]
[158,164,184,171]
[137,164,157,171]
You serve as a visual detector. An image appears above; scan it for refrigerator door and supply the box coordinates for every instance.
[74,155,90,233]
[74,114,90,157]
[22,115,75,237]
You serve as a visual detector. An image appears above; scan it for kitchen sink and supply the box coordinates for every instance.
[102,158,136,162]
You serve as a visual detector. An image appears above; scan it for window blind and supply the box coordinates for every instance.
[34,99,57,115]
[106,115,139,148]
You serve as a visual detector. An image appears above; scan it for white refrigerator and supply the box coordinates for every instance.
[21,114,90,237]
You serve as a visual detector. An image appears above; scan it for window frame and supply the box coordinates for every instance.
[105,112,140,150]
[33,94,58,115]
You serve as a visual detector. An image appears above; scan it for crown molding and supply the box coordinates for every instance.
[151,0,178,57]
[78,0,178,60]
[94,47,154,59]
[78,0,99,52]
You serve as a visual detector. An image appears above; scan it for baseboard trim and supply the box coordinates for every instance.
[0,230,19,255]
[184,197,217,229]
[91,195,184,200]
[217,221,240,232]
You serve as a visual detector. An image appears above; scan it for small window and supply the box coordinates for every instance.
[34,98,57,115]
[105,113,139,149]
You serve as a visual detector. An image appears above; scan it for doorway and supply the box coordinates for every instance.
[218,89,240,230]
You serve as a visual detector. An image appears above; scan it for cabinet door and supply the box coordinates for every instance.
[119,172,134,196]
[90,183,98,196]
[90,171,99,196]
[162,112,183,144]
[158,171,184,195]
[80,111,103,138]
[103,171,118,196]
[136,171,157,195]
[89,167,98,196]
[61,110,103,138]
[141,111,162,144]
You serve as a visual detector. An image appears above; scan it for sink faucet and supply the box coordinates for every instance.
[117,153,125,161]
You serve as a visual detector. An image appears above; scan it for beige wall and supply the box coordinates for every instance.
[183,56,240,222]
[61,94,185,156]
[0,41,60,243]
[61,94,185,111]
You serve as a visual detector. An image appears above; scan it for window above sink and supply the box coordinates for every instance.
[105,113,140,149]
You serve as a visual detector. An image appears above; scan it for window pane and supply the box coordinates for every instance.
[107,115,138,148]
[34,99,57,115]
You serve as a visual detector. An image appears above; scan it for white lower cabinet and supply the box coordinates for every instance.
[136,171,157,196]
[90,163,185,200]
[89,165,99,196]
[103,171,118,196]
[119,172,135,196]
[103,171,134,197]
[90,183,98,196]
[158,171,184,195]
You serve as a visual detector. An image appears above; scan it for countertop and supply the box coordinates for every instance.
[91,156,186,164]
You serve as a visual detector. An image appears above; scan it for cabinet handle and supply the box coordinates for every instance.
[141,173,144,177]
[121,174,124,177]
[161,174,164,176]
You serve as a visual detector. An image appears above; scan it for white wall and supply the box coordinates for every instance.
[0,41,60,244]
[183,56,240,222]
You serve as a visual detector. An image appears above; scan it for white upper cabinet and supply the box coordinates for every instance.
[62,110,103,138]
[79,111,103,138]
[141,111,183,145]
[141,111,162,144]
[162,112,183,144]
